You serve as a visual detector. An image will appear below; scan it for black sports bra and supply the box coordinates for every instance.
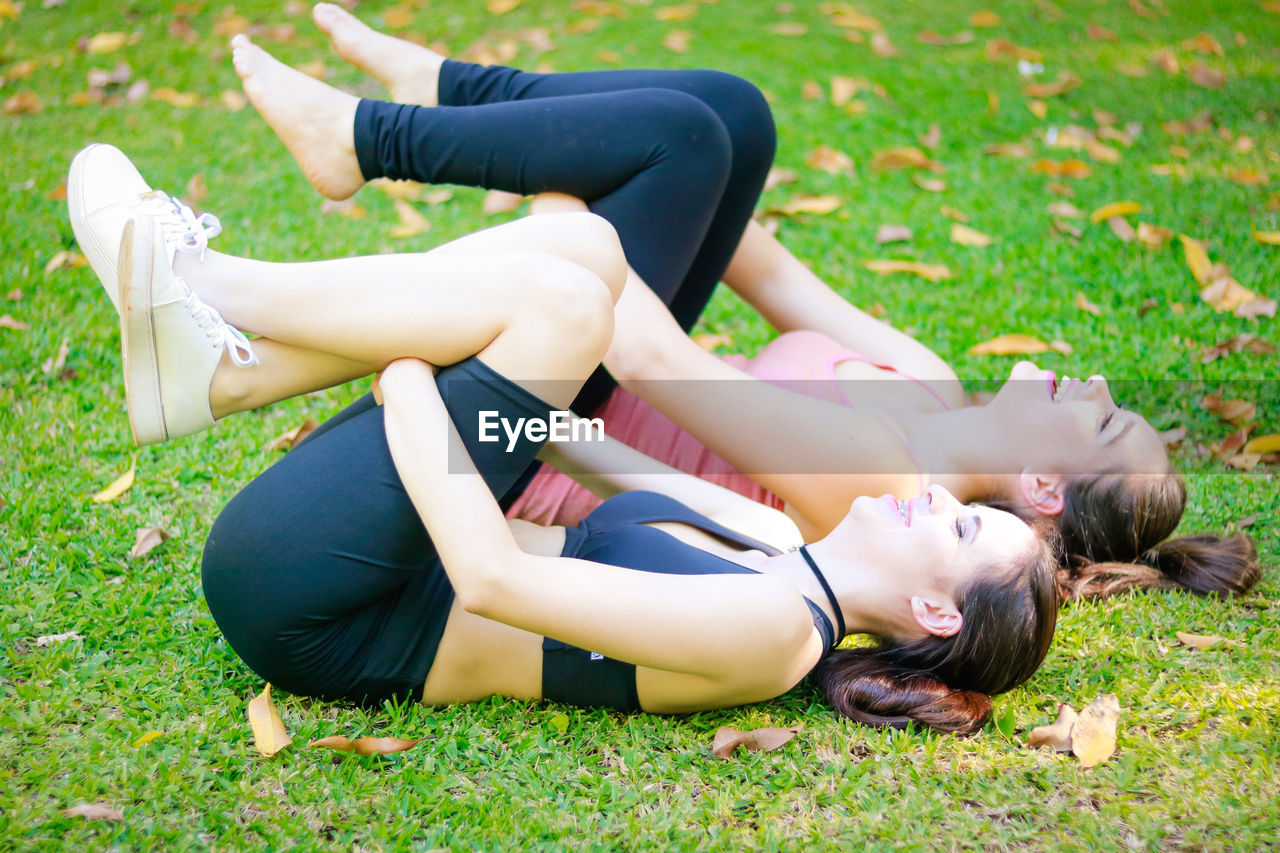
[541,491,838,711]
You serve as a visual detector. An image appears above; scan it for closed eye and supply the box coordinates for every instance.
[1099,411,1115,433]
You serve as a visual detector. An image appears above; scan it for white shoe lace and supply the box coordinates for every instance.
[180,281,259,368]
[135,190,222,261]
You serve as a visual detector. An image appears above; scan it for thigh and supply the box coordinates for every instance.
[201,357,556,703]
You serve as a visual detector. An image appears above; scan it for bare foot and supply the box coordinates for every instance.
[231,34,365,200]
[313,2,444,107]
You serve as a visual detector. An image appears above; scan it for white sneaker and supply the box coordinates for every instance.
[68,143,221,312]
[119,214,258,445]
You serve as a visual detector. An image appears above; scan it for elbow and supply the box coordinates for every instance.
[446,550,515,618]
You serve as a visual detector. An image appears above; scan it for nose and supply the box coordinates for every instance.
[1081,375,1117,408]
[925,484,963,513]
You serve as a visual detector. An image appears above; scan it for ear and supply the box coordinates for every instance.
[1018,469,1065,516]
[910,595,963,638]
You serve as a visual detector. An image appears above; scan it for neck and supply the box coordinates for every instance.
[899,406,1015,502]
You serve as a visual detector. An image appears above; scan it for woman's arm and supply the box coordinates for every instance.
[604,275,923,537]
[379,359,817,689]
[723,221,964,407]
[538,432,804,553]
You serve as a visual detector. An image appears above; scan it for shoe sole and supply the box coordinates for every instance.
[67,144,120,312]
[119,218,167,445]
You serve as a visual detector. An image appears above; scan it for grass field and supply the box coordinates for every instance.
[2,0,1278,849]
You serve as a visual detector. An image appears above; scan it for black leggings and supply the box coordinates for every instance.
[354,62,777,412]
[200,358,553,706]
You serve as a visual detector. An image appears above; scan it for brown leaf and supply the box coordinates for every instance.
[968,334,1051,356]
[662,30,692,53]
[35,631,83,647]
[970,9,1001,27]
[1026,703,1078,751]
[1187,63,1227,89]
[950,223,994,246]
[828,8,882,32]
[1201,334,1277,363]
[1071,693,1120,769]
[875,224,912,244]
[872,147,939,170]
[692,332,733,351]
[986,38,1041,62]
[1108,216,1137,242]
[771,22,807,36]
[1200,277,1259,314]
[870,32,897,57]
[390,199,430,238]
[320,198,367,219]
[917,124,941,149]
[1229,169,1268,187]
[185,173,207,207]
[916,30,975,46]
[863,260,952,282]
[710,725,802,759]
[1026,99,1048,119]
[1151,49,1179,74]
[1162,110,1213,135]
[939,205,968,222]
[764,168,799,191]
[247,683,292,758]
[1183,32,1224,55]
[424,189,454,206]
[130,525,173,559]
[310,735,423,755]
[92,461,135,503]
[1201,393,1256,426]
[1086,22,1117,41]
[213,10,250,36]
[1159,424,1186,446]
[912,176,948,192]
[62,803,123,822]
[152,87,201,108]
[985,142,1035,158]
[0,314,29,330]
[219,89,247,111]
[1024,72,1081,98]
[771,194,842,216]
[1047,201,1084,218]
[1032,159,1091,178]
[806,145,854,174]
[1234,298,1277,320]
[1075,291,1102,316]
[267,418,318,451]
[40,338,71,378]
[3,91,43,115]
[369,178,423,201]
[482,189,525,214]
[1137,222,1173,248]
[1176,631,1235,650]
[44,251,88,273]
[170,17,199,44]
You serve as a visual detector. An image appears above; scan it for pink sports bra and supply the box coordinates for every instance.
[505,330,950,527]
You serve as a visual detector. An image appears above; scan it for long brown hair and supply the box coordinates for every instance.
[810,521,1059,734]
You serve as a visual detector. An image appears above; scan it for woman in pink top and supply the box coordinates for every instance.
[244,7,1259,603]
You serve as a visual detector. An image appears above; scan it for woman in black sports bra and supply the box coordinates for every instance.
[73,146,1057,734]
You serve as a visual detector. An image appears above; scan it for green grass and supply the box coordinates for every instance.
[2,0,1279,849]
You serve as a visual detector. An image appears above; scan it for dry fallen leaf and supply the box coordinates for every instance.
[1187,63,1227,89]
[1253,225,1280,245]
[1243,434,1280,454]
[247,683,293,758]
[62,803,123,822]
[1178,234,1214,284]
[710,725,802,759]
[132,730,164,748]
[1032,159,1091,178]
[482,189,525,214]
[35,631,83,647]
[320,198,368,219]
[152,87,201,108]
[663,30,692,52]
[1176,631,1235,650]
[267,419,318,452]
[806,145,855,174]
[871,147,943,172]
[870,32,897,57]
[970,9,1001,27]
[1026,703,1078,751]
[1071,693,1120,769]
[1234,298,1277,319]
[1109,216,1137,242]
[1086,22,1117,41]
[950,223,994,247]
[390,199,430,238]
[916,30,975,46]
[1075,291,1102,316]
[1183,32,1224,55]
[986,38,1042,62]
[1229,169,1269,187]
[1137,222,1173,248]
[875,224,912,244]
[44,251,88,273]
[764,167,798,191]
[1090,201,1141,223]
[1026,99,1048,119]
[985,142,1036,158]
[862,260,952,282]
[772,194,843,216]
[1,314,29,331]
[968,334,1051,356]
[487,0,522,14]
[1159,424,1187,446]
[918,124,941,149]
[940,205,968,222]
[92,461,136,503]
[1024,72,1081,98]
[1047,201,1084,218]
[692,332,733,351]
[86,31,129,54]
[220,89,248,112]
[1201,393,1256,426]
[1200,277,1259,314]
[912,176,948,192]
[772,21,807,36]
[130,526,172,559]
[310,735,423,755]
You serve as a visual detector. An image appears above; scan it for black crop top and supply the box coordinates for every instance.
[541,490,837,711]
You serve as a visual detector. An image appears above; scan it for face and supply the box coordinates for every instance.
[986,361,1169,476]
[843,485,1039,591]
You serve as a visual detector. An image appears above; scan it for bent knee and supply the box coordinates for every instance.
[519,253,616,359]
[557,211,626,303]
[681,71,776,167]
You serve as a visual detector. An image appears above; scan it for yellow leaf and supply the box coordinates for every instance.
[1176,630,1240,650]
[1026,704,1078,751]
[129,525,173,559]
[710,725,802,759]
[863,260,952,282]
[655,4,695,21]
[1026,98,1048,119]
[310,735,423,755]
[92,461,135,503]
[773,194,843,216]
[969,9,1000,27]
[968,334,1051,356]
[830,76,860,105]
[132,730,164,748]
[1137,222,1173,248]
[44,250,88,273]
[247,684,293,758]
[940,205,969,222]
[692,332,734,351]
[1090,201,1141,223]
[1230,169,1269,187]
[1075,291,1102,316]
[390,199,430,238]
[950,223,994,246]
[152,87,201,108]
[829,10,882,32]
[486,0,521,14]
[0,0,21,20]
[1071,693,1119,769]
[220,89,248,112]
[1253,224,1280,245]
[3,91,43,115]
[86,32,128,54]
[1243,434,1280,454]
[1177,234,1213,284]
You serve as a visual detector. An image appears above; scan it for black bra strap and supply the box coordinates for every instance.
[799,545,845,645]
